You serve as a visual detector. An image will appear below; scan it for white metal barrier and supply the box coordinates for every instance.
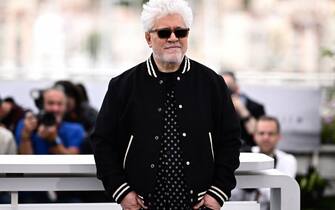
[0,202,260,210]
[0,153,299,210]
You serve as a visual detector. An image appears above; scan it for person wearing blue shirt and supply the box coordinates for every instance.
[14,87,85,203]
[15,88,84,154]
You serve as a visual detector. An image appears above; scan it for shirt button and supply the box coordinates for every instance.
[159,80,164,84]
[182,132,187,137]
[186,161,190,165]
[154,136,159,140]
[178,104,183,109]
[177,76,181,81]
[190,190,194,194]
[158,107,162,112]
[150,164,155,168]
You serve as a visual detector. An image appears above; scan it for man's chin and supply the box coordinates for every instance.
[162,54,183,65]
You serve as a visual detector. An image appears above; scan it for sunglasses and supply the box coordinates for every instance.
[149,27,190,39]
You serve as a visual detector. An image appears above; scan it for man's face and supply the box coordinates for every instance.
[145,13,188,67]
[254,120,280,155]
[43,90,66,123]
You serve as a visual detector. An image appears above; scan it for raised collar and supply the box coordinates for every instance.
[146,54,191,78]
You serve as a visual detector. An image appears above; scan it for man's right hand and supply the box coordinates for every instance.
[120,191,148,210]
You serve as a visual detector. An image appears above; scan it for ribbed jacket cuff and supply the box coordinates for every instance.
[207,185,228,206]
[112,182,133,203]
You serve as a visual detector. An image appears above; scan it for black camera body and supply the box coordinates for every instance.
[37,111,56,127]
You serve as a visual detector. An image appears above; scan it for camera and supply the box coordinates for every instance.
[37,111,56,127]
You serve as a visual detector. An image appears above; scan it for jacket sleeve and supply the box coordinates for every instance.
[90,78,133,203]
[208,76,241,206]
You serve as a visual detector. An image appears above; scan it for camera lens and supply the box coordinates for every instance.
[38,112,56,126]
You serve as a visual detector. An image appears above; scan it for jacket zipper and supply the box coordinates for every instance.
[208,132,215,161]
[123,135,134,169]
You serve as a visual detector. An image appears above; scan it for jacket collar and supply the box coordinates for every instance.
[146,54,191,78]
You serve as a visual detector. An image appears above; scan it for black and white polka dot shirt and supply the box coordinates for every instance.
[148,69,192,210]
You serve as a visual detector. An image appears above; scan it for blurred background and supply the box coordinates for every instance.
[0,0,335,209]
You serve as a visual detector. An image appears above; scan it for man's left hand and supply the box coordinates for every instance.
[193,194,221,210]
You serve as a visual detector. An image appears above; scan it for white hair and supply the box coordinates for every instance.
[141,0,193,32]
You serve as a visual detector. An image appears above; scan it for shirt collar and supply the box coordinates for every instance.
[146,54,191,78]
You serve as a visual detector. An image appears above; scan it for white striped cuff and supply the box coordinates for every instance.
[112,182,131,203]
[209,185,228,204]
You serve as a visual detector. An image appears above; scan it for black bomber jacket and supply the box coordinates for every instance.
[91,56,241,206]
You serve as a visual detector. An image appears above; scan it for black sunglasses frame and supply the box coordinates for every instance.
[149,27,190,39]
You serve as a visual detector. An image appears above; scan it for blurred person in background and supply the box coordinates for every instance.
[91,0,241,209]
[15,87,84,155]
[0,125,17,155]
[75,82,98,131]
[53,80,97,133]
[0,96,17,154]
[231,116,297,210]
[0,96,17,204]
[76,83,90,104]
[53,81,98,154]
[53,81,104,202]
[222,71,265,151]
[253,116,297,177]
[15,87,85,203]
[0,124,17,204]
[0,97,25,134]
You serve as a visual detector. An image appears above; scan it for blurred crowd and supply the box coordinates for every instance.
[0,80,109,203]
[0,75,297,209]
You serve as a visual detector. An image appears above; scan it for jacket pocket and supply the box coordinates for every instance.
[208,132,215,162]
[123,135,134,169]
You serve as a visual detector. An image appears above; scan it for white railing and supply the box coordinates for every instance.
[0,153,300,210]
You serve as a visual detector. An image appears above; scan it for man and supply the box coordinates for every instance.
[231,116,297,210]
[91,0,241,209]
[15,88,84,154]
[14,88,85,203]
[253,116,297,178]
[222,71,265,150]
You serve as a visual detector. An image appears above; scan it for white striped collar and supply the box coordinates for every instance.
[146,55,191,78]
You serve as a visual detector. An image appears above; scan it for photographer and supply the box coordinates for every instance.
[222,71,265,150]
[15,88,84,155]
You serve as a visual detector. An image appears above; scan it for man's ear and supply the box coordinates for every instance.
[145,32,152,48]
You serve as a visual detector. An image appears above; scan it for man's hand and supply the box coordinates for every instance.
[193,194,221,210]
[121,191,148,210]
[38,125,58,142]
[231,94,249,117]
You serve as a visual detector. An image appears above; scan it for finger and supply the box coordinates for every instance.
[193,199,204,209]
[136,197,148,209]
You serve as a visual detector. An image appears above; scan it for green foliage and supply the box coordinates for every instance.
[321,86,335,144]
[321,48,335,58]
[298,167,329,209]
[321,119,335,144]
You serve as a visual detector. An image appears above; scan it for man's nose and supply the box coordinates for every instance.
[167,32,178,41]
[49,105,60,112]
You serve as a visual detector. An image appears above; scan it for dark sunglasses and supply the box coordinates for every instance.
[149,27,190,39]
